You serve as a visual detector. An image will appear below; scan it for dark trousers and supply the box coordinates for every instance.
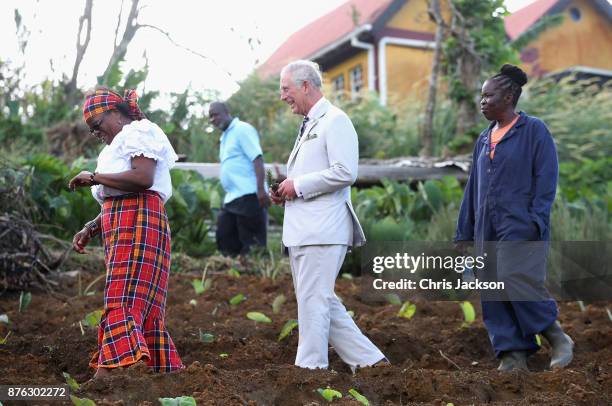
[477,227,558,358]
[216,193,267,256]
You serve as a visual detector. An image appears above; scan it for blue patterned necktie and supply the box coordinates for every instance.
[298,116,309,141]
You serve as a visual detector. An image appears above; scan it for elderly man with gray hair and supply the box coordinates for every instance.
[270,60,387,371]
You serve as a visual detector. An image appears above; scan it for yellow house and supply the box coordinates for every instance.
[505,0,612,78]
[259,0,612,105]
[258,0,441,105]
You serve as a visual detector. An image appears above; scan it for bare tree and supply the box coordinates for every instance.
[448,0,482,138]
[98,0,141,85]
[421,0,446,157]
[98,0,236,86]
[65,0,93,105]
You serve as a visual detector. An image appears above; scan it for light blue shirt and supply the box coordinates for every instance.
[219,118,263,204]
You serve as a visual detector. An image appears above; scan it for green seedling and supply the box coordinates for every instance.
[227,268,241,278]
[19,291,31,312]
[158,396,197,406]
[266,169,279,193]
[317,387,342,402]
[348,389,369,405]
[384,293,402,305]
[229,293,246,306]
[278,319,298,341]
[0,331,11,345]
[272,294,286,314]
[341,273,353,280]
[199,329,214,344]
[70,396,96,406]
[219,353,229,358]
[63,372,80,391]
[82,310,103,328]
[192,279,205,295]
[0,314,8,324]
[459,301,476,327]
[247,311,272,323]
[347,310,355,318]
[398,301,416,319]
[189,299,197,306]
[192,278,212,295]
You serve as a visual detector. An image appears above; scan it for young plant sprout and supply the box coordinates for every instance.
[272,294,286,314]
[318,387,342,402]
[278,319,298,341]
[348,389,369,405]
[266,169,279,193]
[247,311,272,323]
[398,301,416,319]
[158,396,196,406]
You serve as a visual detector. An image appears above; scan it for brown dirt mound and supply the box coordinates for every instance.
[0,270,610,405]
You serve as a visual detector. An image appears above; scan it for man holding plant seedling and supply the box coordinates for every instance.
[272,60,387,370]
[209,102,269,257]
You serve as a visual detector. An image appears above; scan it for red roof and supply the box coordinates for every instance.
[259,0,585,78]
[258,0,392,77]
[504,0,559,40]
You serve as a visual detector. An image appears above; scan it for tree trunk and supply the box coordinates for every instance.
[449,0,481,138]
[98,0,141,85]
[65,0,93,106]
[421,0,445,157]
[455,50,480,137]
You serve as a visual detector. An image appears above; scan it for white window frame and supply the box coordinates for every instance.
[332,74,345,94]
[350,65,364,98]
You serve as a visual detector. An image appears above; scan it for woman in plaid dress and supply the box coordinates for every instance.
[68,88,184,379]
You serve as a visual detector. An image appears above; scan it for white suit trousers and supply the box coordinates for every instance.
[289,244,385,369]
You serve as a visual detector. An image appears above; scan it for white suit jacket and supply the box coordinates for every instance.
[282,98,366,248]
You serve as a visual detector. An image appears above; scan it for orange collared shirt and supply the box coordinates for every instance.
[490,115,519,159]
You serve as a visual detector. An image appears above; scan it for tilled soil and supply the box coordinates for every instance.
[0,269,610,405]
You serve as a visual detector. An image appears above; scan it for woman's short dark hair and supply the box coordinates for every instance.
[491,64,528,107]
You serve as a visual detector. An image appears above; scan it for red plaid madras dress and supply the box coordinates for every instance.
[90,191,183,372]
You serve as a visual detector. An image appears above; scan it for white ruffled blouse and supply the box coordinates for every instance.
[91,119,178,204]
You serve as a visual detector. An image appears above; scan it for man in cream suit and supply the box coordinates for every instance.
[271,60,386,370]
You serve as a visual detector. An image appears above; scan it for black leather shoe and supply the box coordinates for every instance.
[542,321,574,369]
[497,351,528,372]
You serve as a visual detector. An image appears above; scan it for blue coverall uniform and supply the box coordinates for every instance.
[456,112,559,357]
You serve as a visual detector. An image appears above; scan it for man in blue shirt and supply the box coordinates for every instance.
[209,102,269,256]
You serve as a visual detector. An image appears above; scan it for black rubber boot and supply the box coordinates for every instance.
[542,321,574,369]
[497,351,528,372]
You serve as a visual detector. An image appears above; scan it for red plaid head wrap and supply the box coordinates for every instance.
[83,88,145,126]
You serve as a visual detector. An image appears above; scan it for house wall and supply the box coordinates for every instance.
[386,0,452,32]
[379,0,449,104]
[321,0,450,102]
[386,0,437,32]
[520,0,612,76]
[323,51,370,95]
[385,45,434,102]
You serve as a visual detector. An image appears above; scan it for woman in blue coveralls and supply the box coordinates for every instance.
[455,64,574,372]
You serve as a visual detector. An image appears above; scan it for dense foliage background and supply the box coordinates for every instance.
[1,37,610,261]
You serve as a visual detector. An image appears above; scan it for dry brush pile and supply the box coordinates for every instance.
[0,160,67,293]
